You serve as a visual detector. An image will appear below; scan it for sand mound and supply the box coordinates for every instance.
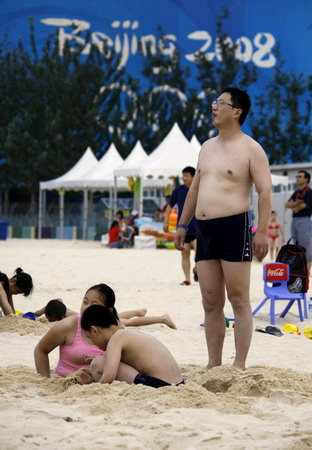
[0,314,51,335]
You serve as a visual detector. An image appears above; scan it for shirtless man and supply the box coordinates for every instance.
[174,87,272,371]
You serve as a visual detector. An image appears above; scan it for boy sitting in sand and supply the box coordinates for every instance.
[80,304,184,388]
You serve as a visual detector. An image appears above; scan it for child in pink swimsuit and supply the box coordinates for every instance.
[35,284,118,378]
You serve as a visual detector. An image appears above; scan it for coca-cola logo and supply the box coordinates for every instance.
[267,268,285,277]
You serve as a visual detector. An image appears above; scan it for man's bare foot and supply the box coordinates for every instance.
[137,308,147,317]
[161,314,177,329]
[232,363,246,371]
[204,362,222,370]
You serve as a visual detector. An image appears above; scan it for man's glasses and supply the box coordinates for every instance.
[212,99,239,109]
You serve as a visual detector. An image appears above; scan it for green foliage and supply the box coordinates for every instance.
[249,46,312,163]
[193,8,258,143]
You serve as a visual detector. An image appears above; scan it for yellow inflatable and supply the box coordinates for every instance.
[168,209,178,233]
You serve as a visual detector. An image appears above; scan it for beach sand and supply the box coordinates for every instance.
[0,238,311,449]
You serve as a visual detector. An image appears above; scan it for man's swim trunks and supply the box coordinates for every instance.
[195,211,253,262]
[134,373,185,388]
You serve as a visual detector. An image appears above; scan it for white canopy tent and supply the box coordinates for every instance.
[190,135,202,154]
[114,140,173,214]
[38,147,98,239]
[118,124,199,215]
[66,143,126,232]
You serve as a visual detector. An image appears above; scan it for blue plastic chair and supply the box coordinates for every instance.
[252,262,307,325]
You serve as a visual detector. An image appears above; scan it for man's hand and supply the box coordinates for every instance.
[253,232,268,262]
[163,223,169,233]
[174,228,186,251]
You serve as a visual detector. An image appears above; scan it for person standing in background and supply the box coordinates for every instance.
[163,167,198,285]
[285,170,312,275]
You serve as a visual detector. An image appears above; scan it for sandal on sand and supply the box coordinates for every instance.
[255,325,283,337]
[180,280,191,286]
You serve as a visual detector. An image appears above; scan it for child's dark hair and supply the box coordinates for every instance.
[81,305,118,331]
[0,272,10,293]
[11,268,33,296]
[45,299,67,321]
[86,284,119,320]
[110,220,119,230]
[182,166,195,177]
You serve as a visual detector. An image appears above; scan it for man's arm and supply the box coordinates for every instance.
[163,205,173,233]
[174,172,200,251]
[250,144,272,261]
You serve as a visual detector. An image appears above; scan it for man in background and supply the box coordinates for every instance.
[285,170,312,275]
[163,167,197,285]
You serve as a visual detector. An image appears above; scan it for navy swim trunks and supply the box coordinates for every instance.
[184,234,196,244]
[195,212,253,262]
[134,373,185,388]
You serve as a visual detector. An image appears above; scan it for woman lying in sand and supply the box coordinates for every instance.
[34,298,176,329]
[0,268,33,315]
[34,284,176,378]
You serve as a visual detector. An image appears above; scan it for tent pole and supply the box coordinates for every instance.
[139,177,143,217]
[82,188,88,240]
[38,188,43,239]
[59,189,65,239]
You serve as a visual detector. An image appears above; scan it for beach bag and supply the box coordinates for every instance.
[275,237,309,293]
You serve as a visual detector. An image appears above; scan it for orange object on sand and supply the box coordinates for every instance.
[168,209,178,232]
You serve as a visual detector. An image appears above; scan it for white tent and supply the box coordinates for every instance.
[38,147,98,239]
[114,140,174,213]
[134,123,198,179]
[40,147,98,191]
[66,143,125,232]
[121,124,198,215]
[114,141,147,178]
[190,135,202,154]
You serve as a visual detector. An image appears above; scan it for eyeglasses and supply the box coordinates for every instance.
[212,99,239,109]
[296,175,304,178]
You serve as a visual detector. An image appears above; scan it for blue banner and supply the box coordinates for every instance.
[1,0,311,88]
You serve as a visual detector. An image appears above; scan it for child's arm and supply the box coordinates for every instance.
[34,306,46,318]
[34,319,70,377]
[98,337,123,384]
[6,291,15,313]
[0,283,14,315]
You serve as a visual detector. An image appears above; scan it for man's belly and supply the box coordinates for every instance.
[195,194,251,220]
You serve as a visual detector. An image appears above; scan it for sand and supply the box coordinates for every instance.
[0,238,311,449]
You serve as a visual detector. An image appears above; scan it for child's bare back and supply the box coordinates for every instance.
[108,328,181,384]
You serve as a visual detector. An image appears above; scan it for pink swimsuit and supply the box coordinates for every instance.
[55,315,105,377]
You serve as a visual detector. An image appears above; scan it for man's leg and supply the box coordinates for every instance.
[197,259,226,369]
[221,260,252,370]
[181,243,191,283]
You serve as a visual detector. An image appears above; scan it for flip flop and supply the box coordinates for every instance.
[265,326,283,337]
[255,326,283,337]
[255,326,267,333]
